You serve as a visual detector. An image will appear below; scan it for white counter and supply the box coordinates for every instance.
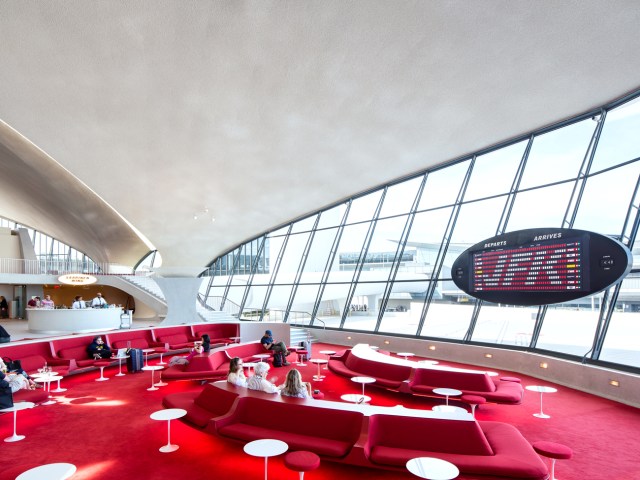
[26,308,123,334]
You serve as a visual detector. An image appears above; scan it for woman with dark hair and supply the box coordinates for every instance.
[87,336,112,359]
[201,334,211,353]
[227,357,247,387]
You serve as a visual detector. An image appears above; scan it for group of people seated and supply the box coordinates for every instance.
[227,357,313,398]
[0,357,42,392]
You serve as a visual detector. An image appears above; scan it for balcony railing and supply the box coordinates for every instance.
[0,258,135,276]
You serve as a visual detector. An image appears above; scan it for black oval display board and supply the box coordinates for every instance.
[451,228,632,306]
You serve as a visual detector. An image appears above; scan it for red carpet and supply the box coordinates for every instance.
[1,343,639,479]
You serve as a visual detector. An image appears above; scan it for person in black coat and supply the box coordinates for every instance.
[87,335,112,359]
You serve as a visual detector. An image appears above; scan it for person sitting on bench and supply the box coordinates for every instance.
[260,329,290,366]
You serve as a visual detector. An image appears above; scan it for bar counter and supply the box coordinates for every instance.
[26,307,123,334]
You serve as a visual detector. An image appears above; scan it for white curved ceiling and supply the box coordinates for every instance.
[1,1,640,271]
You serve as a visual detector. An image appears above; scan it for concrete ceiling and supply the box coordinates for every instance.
[1,1,640,272]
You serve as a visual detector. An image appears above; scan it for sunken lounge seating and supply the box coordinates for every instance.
[192,323,240,346]
[51,336,104,370]
[215,396,364,458]
[106,329,159,351]
[161,351,230,382]
[162,381,547,478]
[221,341,287,363]
[328,349,412,390]
[409,367,524,405]
[365,413,548,479]
[152,325,195,349]
[163,381,240,427]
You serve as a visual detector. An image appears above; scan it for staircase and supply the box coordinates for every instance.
[121,275,166,300]
[196,303,238,323]
[290,327,316,348]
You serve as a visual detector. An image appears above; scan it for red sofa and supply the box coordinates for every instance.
[50,336,105,369]
[365,413,548,479]
[191,323,239,346]
[152,326,195,349]
[161,351,230,382]
[106,330,159,351]
[328,349,413,390]
[215,395,364,458]
[222,341,287,364]
[409,368,523,405]
[162,381,240,427]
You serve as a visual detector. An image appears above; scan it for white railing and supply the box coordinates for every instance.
[0,258,135,275]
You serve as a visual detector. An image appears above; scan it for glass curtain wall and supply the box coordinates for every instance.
[203,92,640,371]
[0,216,100,274]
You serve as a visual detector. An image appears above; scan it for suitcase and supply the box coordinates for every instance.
[126,348,144,373]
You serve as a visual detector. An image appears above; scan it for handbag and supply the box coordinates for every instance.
[3,357,22,372]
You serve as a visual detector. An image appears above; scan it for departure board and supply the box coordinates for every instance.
[452,228,632,306]
[472,239,583,292]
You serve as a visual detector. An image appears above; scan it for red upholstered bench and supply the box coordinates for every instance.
[162,382,240,428]
[533,441,573,480]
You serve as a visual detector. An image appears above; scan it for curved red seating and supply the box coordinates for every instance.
[328,349,412,390]
[409,368,523,405]
[365,414,548,479]
[162,351,229,381]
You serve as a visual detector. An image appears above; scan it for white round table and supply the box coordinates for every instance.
[432,388,462,406]
[142,365,164,391]
[341,393,372,404]
[351,376,376,398]
[34,375,62,405]
[150,408,187,452]
[406,457,459,479]
[243,438,288,480]
[418,360,439,365]
[319,350,336,369]
[142,348,156,367]
[397,352,415,361]
[526,385,558,419]
[114,354,129,376]
[253,354,272,362]
[432,405,468,415]
[309,358,328,380]
[16,463,76,480]
[1,401,35,442]
[33,371,67,393]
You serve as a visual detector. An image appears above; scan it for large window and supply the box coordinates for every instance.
[203,91,640,371]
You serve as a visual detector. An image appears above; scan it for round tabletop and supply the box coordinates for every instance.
[0,401,35,413]
[142,365,164,371]
[432,405,468,415]
[16,463,77,480]
[34,375,62,383]
[351,376,376,384]
[243,438,289,458]
[397,352,415,357]
[309,359,328,365]
[406,457,459,480]
[30,371,59,378]
[432,387,462,397]
[150,408,187,421]
[418,360,439,365]
[253,354,272,360]
[319,350,336,355]
[526,385,558,394]
[341,394,372,404]
[369,346,380,350]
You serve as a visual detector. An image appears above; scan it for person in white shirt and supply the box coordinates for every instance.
[72,295,86,309]
[246,362,279,394]
[227,357,247,387]
[91,293,107,308]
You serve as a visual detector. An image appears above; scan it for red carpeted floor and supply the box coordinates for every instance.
[2,343,639,479]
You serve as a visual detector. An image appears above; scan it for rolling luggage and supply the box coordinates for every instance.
[126,348,144,373]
